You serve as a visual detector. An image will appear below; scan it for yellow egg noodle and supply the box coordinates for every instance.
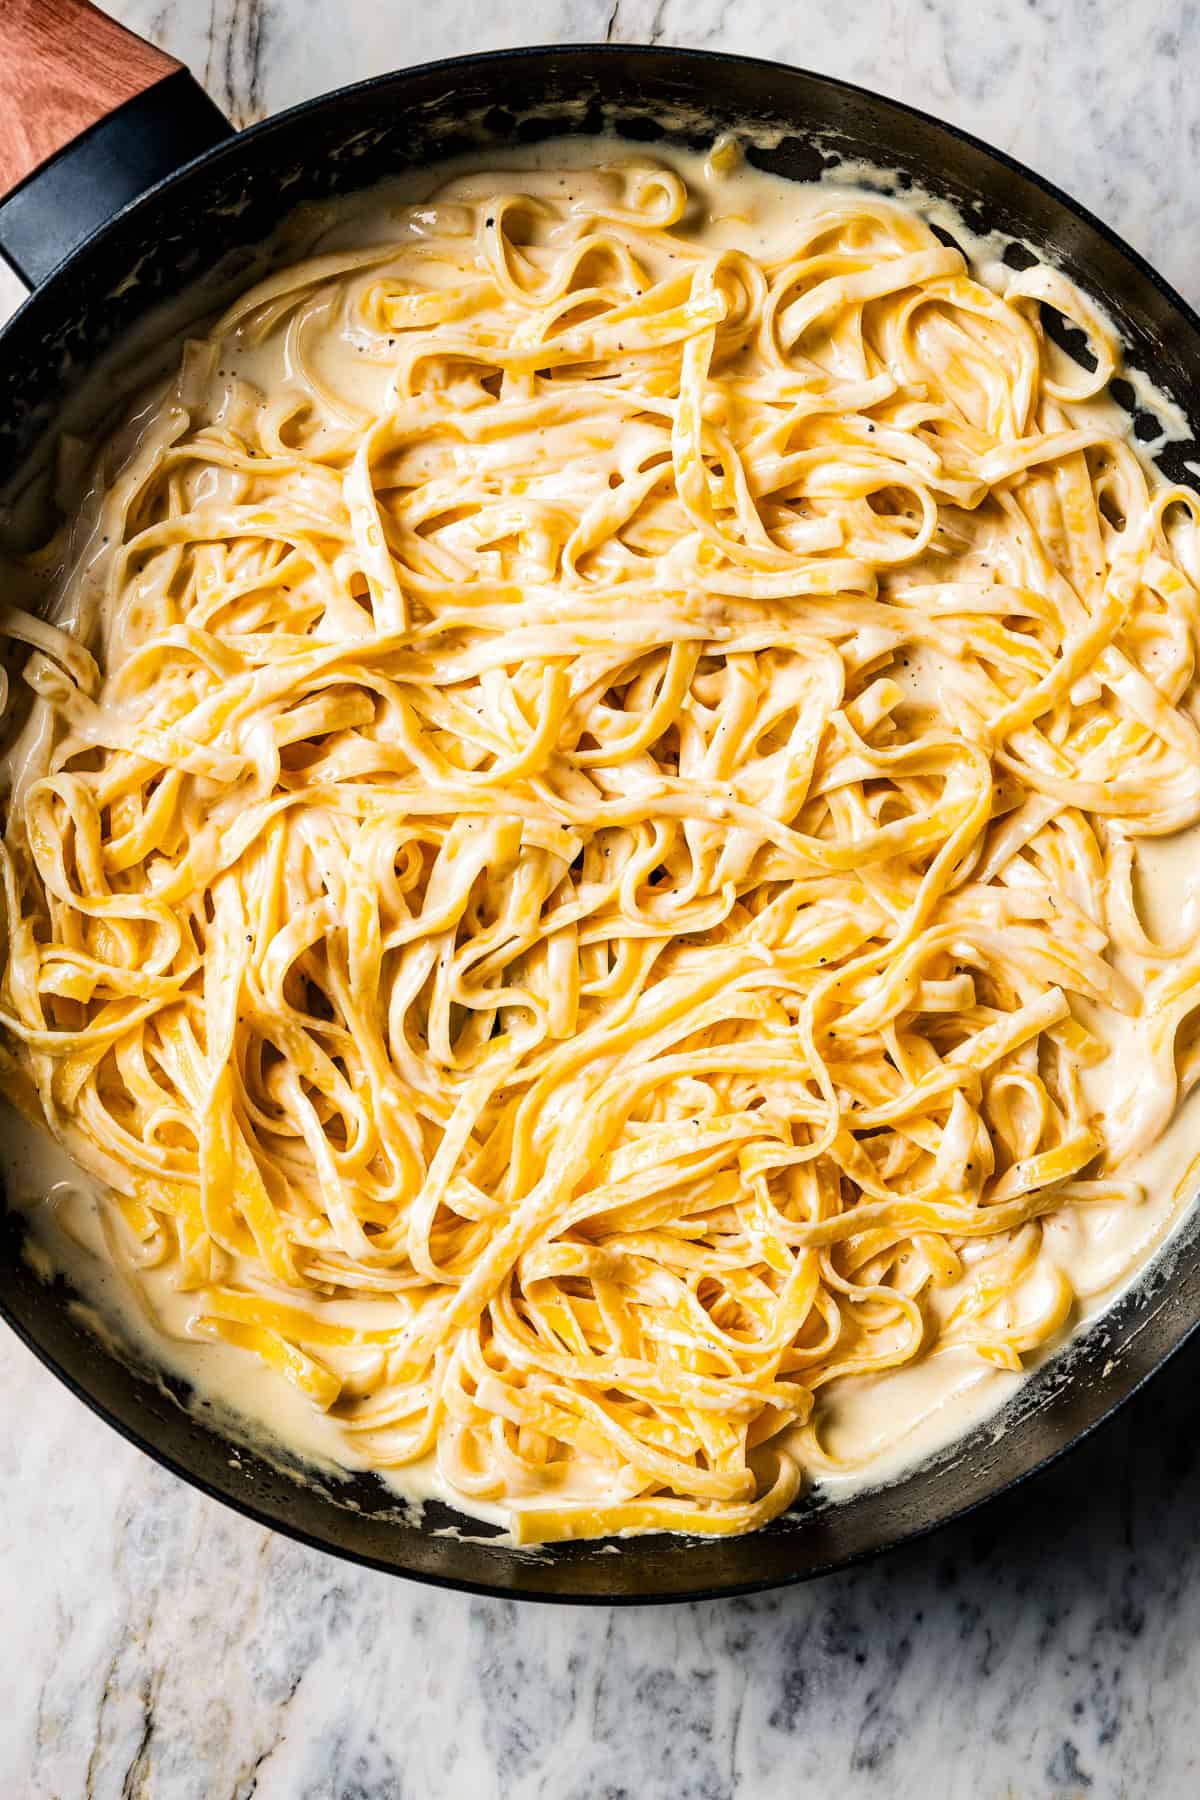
[2,140,1200,1543]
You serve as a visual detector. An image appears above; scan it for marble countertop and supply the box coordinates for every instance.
[4,2,1200,1795]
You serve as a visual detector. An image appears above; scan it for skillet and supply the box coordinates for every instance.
[2,0,1199,1603]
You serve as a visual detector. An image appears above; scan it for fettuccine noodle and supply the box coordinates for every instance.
[2,139,1199,1542]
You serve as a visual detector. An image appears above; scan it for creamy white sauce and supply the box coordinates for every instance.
[1,1102,509,1525]
[4,132,1199,1530]
[817,1079,1200,1492]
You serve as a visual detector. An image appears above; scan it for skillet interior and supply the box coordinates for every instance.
[2,44,1199,1602]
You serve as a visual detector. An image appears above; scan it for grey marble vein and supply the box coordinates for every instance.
[4,2,1200,1795]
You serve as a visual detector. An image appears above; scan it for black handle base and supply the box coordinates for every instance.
[0,68,234,290]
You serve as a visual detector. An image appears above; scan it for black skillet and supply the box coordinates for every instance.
[1,1,1198,1604]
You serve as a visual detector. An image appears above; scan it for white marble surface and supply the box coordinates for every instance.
[5,2,1200,1794]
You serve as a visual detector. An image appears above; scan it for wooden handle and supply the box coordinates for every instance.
[0,0,181,200]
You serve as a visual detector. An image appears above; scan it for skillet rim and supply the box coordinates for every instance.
[2,39,1199,1604]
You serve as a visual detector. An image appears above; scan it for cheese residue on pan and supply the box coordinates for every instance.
[2,135,1200,1543]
